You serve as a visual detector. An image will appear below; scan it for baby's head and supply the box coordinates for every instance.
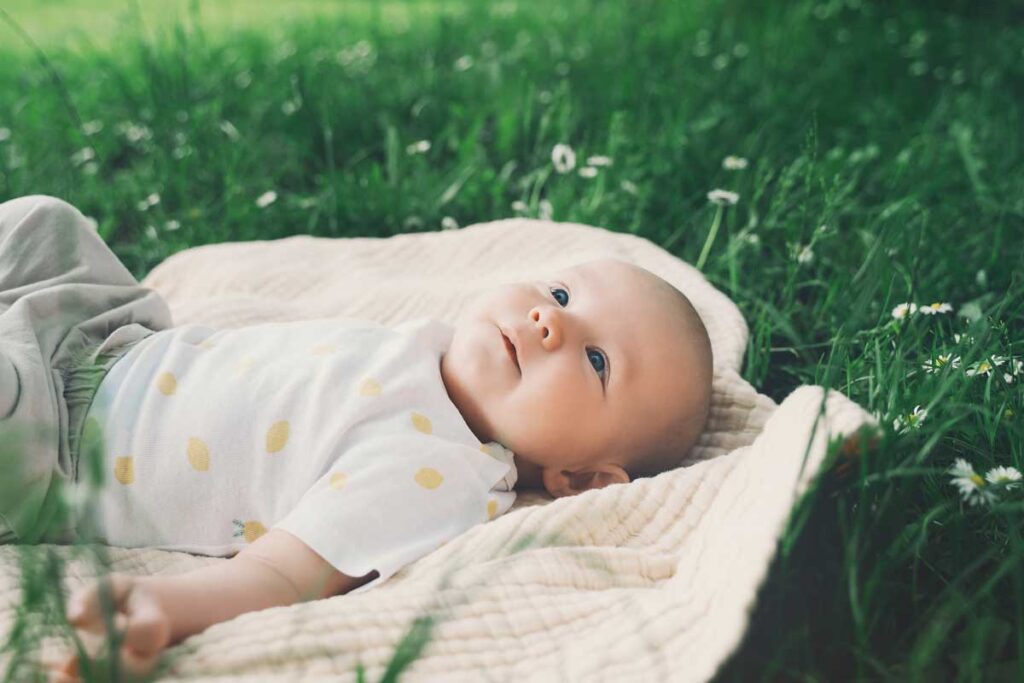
[440,257,713,498]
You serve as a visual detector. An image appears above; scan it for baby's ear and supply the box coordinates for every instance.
[542,465,630,498]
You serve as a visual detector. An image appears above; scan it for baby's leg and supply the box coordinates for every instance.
[0,195,173,544]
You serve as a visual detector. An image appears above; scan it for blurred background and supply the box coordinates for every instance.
[1,0,1022,680]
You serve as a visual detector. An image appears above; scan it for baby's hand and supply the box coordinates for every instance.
[46,573,171,683]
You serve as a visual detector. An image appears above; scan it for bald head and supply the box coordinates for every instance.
[588,259,714,479]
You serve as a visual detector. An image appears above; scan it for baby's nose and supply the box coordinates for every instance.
[529,307,562,347]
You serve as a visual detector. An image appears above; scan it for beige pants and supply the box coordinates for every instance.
[0,195,172,544]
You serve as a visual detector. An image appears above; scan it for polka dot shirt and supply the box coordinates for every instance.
[79,316,517,593]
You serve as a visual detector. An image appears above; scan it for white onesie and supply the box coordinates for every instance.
[79,316,517,595]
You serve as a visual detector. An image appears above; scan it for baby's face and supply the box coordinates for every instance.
[440,258,699,497]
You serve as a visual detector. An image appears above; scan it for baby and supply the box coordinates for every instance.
[0,196,712,680]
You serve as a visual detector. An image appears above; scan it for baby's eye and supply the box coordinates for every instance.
[549,286,569,307]
[588,348,607,381]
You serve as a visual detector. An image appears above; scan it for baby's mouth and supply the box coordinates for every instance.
[501,331,520,372]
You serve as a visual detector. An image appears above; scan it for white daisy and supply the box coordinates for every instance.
[551,144,576,174]
[586,155,613,167]
[441,216,459,230]
[255,191,277,208]
[919,301,953,315]
[948,458,998,507]
[921,354,961,373]
[893,405,928,433]
[620,180,639,195]
[722,155,748,170]
[511,200,528,213]
[707,189,739,206]
[0,127,11,142]
[70,147,96,166]
[985,466,1022,491]
[136,193,160,212]
[578,166,598,178]
[219,120,240,141]
[406,140,431,155]
[796,244,814,264]
[891,302,918,319]
[81,120,103,136]
[965,356,1007,377]
[539,199,553,221]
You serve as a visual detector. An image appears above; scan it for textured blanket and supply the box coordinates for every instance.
[0,219,875,681]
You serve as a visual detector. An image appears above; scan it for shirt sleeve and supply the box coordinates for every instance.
[272,433,516,595]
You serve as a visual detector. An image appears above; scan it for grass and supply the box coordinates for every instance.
[0,0,1022,679]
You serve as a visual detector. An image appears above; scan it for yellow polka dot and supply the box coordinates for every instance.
[487,499,498,520]
[311,343,337,356]
[329,472,347,490]
[479,444,494,457]
[156,371,177,396]
[198,340,216,349]
[358,377,382,396]
[113,456,134,485]
[266,421,290,453]
[414,467,444,489]
[233,519,267,543]
[187,437,210,471]
[411,412,432,434]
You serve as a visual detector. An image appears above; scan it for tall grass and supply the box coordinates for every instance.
[0,0,1021,679]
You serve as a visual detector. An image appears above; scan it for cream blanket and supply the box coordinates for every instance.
[0,219,875,681]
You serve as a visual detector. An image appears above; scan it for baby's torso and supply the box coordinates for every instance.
[77,316,516,555]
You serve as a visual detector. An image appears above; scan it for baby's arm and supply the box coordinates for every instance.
[53,531,377,680]
[142,528,378,645]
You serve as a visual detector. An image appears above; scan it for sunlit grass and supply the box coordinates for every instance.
[0,0,1022,680]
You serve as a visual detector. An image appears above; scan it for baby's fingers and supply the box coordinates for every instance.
[120,589,171,656]
[65,573,134,628]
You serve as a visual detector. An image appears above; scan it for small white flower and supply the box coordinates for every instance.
[586,155,613,167]
[441,216,459,231]
[144,225,159,241]
[919,301,953,315]
[406,140,431,155]
[402,215,424,230]
[165,220,181,232]
[454,55,474,71]
[722,155,748,170]
[511,200,528,213]
[82,162,99,176]
[948,458,998,506]
[551,143,576,173]
[965,356,1006,377]
[741,233,760,247]
[82,120,103,136]
[256,191,277,208]
[578,166,598,178]
[235,71,253,89]
[707,189,739,206]
[985,466,1022,490]
[0,127,10,142]
[137,193,160,211]
[620,180,638,195]
[891,302,918,319]
[539,199,553,221]
[893,405,928,433]
[117,122,152,143]
[796,244,814,264]
[538,90,553,104]
[219,120,240,141]
[70,147,96,166]
[282,100,300,116]
[922,354,961,373]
